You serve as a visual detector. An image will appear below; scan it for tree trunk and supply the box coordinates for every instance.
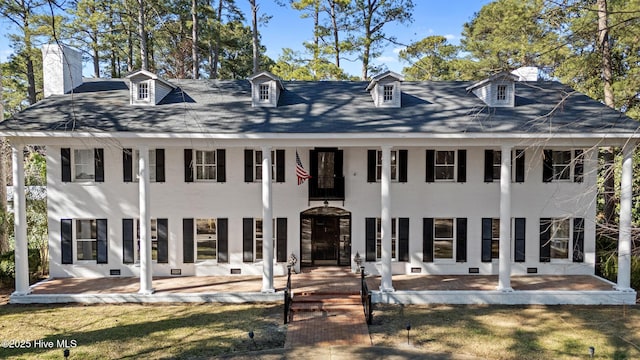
[192,0,199,79]
[212,0,223,78]
[138,0,149,70]
[250,0,259,73]
[329,0,340,68]
[598,0,616,226]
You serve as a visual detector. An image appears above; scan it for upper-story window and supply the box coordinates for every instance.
[383,85,394,102]
[259,84,270,101]
[435,150,455,180]
[195,150,217,181]
[74,149,95,181]
[376,150,397,181]
[543,149,584,183]
[496,84,507,101]
[137,82,149,100]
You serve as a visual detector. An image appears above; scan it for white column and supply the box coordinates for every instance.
[616,142,634,291]
[498,145,513,291]
[11,143,29,296]
[138,146,154,295]
[261,146,274,293]
[380,145,394,292]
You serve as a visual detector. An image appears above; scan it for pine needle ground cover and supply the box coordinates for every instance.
[369,304,640,360]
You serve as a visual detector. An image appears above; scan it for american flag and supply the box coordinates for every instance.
[296,150,312,185]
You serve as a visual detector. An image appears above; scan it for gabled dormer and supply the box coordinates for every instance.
[248,71,284,108]
[126,69,176,106]
[366,71,404,108]
[466,72,518,108]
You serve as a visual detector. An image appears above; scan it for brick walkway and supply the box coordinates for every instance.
[284,267,372,348]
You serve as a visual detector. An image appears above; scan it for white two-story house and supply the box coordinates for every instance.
[2,45,638,304]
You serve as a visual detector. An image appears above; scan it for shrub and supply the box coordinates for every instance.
[0,248,44,287]
[600,253,640,291]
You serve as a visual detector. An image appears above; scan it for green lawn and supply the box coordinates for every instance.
[1,292,639,359]
[0,301,285,359]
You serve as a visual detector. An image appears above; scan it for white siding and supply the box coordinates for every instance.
[47,142,597,278]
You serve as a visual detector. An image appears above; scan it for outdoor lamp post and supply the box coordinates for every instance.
[406,322,411,345]
[589,346,595,358]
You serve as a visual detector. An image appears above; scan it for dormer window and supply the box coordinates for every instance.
[496,84,507,102]
[248,71,284,108]
[383,85,394,102]
[259,84,270,101]
[367,71,404,108]
[126,69,176,106]
[137,82,149,101]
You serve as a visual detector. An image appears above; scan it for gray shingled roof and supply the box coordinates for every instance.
[1,78,637,136]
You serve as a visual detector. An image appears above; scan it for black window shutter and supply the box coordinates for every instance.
[122,219,134,264]
[244,149,254,182]
[61,219,73,264]
[514,218,526,262]
[365,217,376,261]
[425,150,435,183]
[515,149,525,183]
[184,149,194,183]
[539,218,551,262]
[94,149,104,182]
[367,150,377,182]
[156,149,165,182]
[574,150,584,183]
[398,149,408,183]
[243,218,254,262]
[96,219,108,264]
[543,150,553,183]
[183,218,194,263]
[484,150,494,182]
[309,149,319,195]
[218,218,229,263]
[335,149,344,177]
[277,218,287,262]
[457,150,466,183]
[123,149,133,182]
[573,218,585,262]
[61,148,72,182]
[456,218,467,262]
[481,218,493,262]
[276,149,285,183]
[398,218,409,262]
[423,218,434,262]
[217,149,226,182]
[157,218,168,263]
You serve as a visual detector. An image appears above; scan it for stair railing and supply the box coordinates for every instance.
[360,266,373,325]
[284,255,297,324]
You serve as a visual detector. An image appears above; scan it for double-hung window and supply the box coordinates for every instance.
[134,149,157,182]
[375,218,398,260]
[196,218,217,261]
[484,149,526,183]
[76,219,97,261]
[543,149,584,183]
[74,149,95,181]
[376,150,397,181]
[434,151,455,180]
[244,149,286,182]
[367,149,407,183]
[195,150,217,181]
[540,217,585,263]
[136,219,158,261]
[433,218,454,260]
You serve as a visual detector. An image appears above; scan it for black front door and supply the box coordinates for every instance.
[300,207,351,267]
[312,216,340,264]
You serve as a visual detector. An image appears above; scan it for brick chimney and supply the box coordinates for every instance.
[42,44,83,98]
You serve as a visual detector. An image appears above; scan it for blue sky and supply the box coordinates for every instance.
[0,0,493,77]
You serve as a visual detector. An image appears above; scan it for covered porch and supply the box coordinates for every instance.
[9,268,635,305]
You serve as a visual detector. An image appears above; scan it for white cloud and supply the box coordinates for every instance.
[392,47,406,55]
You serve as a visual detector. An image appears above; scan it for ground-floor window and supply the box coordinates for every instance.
[433,218,454,260]
[136,219,158,261]
[375,218,398,260]
[423,217,466,263]
[196,219,217,260]
[76,219,97,261]
[540,217,584,263]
